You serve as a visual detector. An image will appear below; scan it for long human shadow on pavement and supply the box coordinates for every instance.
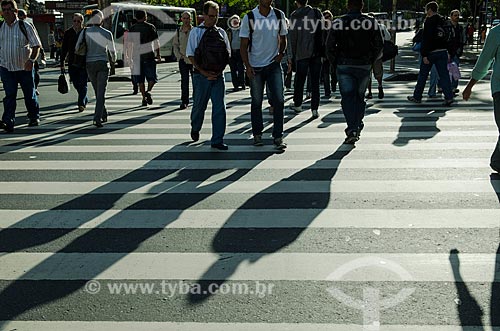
[393,107,449,146]
[188,143,354,303]
[0,107,178,154]
[449,248,485,328]
[447,174,500,329]
[490,173,500,326]
[0,129,283,325]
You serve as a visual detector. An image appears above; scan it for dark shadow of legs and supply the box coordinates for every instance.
[188,143,355,304]
[449,248,485,328]
[490,174,500,326]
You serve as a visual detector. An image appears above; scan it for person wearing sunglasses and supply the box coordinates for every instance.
[60,13,88,112]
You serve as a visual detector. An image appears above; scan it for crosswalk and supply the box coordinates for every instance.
[0,69,499,331]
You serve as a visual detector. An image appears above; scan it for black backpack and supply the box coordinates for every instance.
[194,26,230,73]
[435,16,452,45]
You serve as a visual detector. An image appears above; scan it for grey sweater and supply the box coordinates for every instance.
[289,5,322,61]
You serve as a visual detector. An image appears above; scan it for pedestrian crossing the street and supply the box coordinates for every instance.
[0,72,499,331]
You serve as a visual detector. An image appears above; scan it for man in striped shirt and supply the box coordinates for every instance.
[0,0,42,133]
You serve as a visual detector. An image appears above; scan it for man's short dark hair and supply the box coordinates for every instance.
[203,1,219,15]
[135,10,146,21]
[425,1,438,13]
[347,0,363,10]
[296,0,308,6]
[1,0,18,10]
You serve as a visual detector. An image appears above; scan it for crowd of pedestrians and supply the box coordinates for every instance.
[0,0,498,172]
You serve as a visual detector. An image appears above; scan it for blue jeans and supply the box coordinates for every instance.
[413,50,453,101]
[191,73,226,145]
[179,59,193,105]
[336,64,371,134]
[266,61,288,107]
[428,64,438,96]
[69,65,88,108]
[249,61,284,138]
[491,92,500,171]
[0,66,40,129]
[294,56,322,110]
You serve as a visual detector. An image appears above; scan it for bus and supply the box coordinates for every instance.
[83,2,197,65]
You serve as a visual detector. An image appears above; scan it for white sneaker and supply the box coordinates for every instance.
[289,104,302,114]
[311,109,319,119]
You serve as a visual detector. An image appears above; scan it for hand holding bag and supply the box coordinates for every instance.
[58,68,70,94]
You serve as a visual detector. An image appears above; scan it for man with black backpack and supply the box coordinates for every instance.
[240,0,288,149]
[288,0,324,119]
[0,0,42,133]
[186,1,231,150]
[407,1,454,106]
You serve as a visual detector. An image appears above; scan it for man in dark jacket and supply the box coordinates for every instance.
[447,9,465,93]
[289,0,323,119]
[326,0,383,144]
[60,13,88,112]
[407,1,454,106]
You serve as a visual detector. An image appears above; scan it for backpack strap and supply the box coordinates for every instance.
[18,20,29,41]
[247,11,255,53]
[0,20,29,41]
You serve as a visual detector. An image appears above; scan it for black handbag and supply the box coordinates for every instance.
[58,70,70,94]
[381,40,398,62]
[73,29,87,69]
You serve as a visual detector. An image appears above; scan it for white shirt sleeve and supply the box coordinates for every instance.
[186,27,201,57]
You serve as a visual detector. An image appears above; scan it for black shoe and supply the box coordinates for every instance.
[378,87,384,99]
[180,103,188,110]
[407,96,422,103]
[0,120,14,133]
[101,115,108,123]
[93,121,103,128]
[442,99,454,107]
[28,119,40,127]
[344,131,359,144]
[211,143,228,150]
[145,92,153,105]
[142,99,147,107]
[365,92,373,99]
[132,87,138,95]
[190,130,199,142]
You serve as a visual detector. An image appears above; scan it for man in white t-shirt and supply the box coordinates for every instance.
[240,0,288,150]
